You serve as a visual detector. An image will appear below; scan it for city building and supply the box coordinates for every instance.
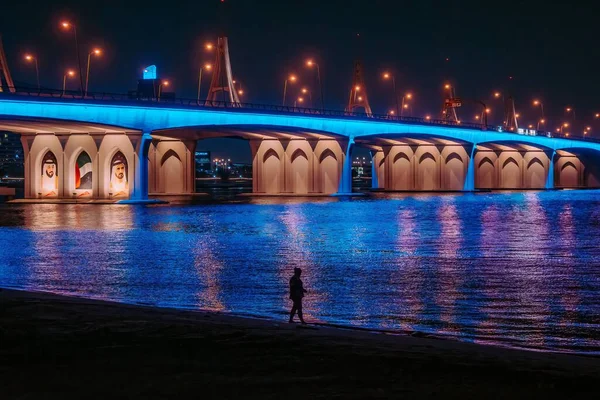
[0,132,24,178]
[195,151,212,174]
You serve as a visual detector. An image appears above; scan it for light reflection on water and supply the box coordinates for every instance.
[1,191,600,354]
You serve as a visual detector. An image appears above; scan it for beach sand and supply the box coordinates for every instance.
[1,288,599,399]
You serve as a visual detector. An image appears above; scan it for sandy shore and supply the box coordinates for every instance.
[1,288,599,399]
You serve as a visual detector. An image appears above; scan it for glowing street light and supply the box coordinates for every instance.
[60,20,84,96]
[494,92,501,98]
[300,87,312,105]
[294,96,304,107]
[425,115,431,121]
[197,63,212,103]
[205,43,214,51]
[565,106,576,121]
[84,48,102,97]
[382,72,400,117]
[62,69,76,95]
[306,59,324,111]
[158,80,169,101]
[282,74,297,106]
[532,99,545,121]
[24,54,40,89]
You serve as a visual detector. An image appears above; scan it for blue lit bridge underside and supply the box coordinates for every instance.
[1,95,599,200]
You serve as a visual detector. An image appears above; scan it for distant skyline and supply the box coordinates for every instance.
[2,0,598,162]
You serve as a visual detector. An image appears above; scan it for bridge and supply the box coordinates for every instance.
[1,91,599,200]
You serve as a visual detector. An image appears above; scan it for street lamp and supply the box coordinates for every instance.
[300,87,312,106]
[565,106,576,121]
[537,118,546,130]
[306,59,324,111]
[24,54,40,90]
[85,48,101,97]
[294,96,304,108]
[158,80,169,101]
[62,69,76,95]
[60,20,84,96]
[401,92,413,117]
[382,72,400,117]
[282,74,297,106]
[197,63,212,103]
[205,43,214,51]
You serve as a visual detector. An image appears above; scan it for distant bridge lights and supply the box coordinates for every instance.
[24,54,40,89]
[85,48,102,97]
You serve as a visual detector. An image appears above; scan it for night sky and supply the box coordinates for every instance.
[2,0,598,162]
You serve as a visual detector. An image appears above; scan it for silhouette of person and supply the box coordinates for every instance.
[289,267,308,324]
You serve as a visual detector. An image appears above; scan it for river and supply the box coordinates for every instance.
[1,190,599,354]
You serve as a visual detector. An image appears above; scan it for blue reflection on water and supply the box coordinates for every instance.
[1,190,600,354]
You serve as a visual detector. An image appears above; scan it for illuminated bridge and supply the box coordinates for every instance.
[1,92,599,200]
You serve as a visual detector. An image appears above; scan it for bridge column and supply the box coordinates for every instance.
[337,138,354,194]
[463,143,477,191]
[132,133,152,200]
[545,150,556,189]
[370,150,378,189]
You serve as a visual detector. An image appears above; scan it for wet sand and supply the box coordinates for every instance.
[1,288,599,399]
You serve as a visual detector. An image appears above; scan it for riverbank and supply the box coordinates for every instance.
[1,288,599,399]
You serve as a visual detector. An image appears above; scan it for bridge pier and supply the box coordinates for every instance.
[337,139,354,194]
[545,150,556,189]
[249,137,345,195]
[463,144,477,191]
[148,138,196,195]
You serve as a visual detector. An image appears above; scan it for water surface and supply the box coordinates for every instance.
[1,191,600,354]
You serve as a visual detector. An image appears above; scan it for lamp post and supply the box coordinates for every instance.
[306,59,324,111]
[60,21,84,97]
[401,92,413,117]
[24,54,40,90]
[301,87,312,107]
[294,97,304,108]
[382,72,400,117]
[282,74,297,106]
[158,80,169,101]
[197,63,212,103]
[62,69,75,95]
[533,99,545,120]
[85,48,101,97]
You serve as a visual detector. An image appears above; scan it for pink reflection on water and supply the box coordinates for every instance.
[193,234,225,312]
[394,208,423,331]
[436,197,462,335]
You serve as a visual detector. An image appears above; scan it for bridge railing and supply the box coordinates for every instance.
[4,87,600,144]
[3,86,494,130]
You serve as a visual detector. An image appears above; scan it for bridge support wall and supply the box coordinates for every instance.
[249,138,346,194]
[148,139,196,195]
[20,132,145,200]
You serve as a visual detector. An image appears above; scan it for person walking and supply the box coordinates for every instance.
[289,267,307,324]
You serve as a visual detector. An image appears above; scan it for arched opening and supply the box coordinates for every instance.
[525,157,546,188]
[477,157,495,188]
[74,150,93,198]
[263,148,281,193]
[392,152,411,190]
[559,161,579,188]
[444,152,465,190]
[319,149,338,194]
[109,151,129,198]
[193,137,253,196]
[290,148,309,194]
[40,150,58,198]
[417,151,439,190]
[501,157,520,188]
[160,149,184,193]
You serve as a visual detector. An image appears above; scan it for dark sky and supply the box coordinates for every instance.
[1,0,599,162]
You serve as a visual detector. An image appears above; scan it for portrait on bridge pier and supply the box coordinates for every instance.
[109,151,129,198]
[74,151,93,197]
[40,151,58,198]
